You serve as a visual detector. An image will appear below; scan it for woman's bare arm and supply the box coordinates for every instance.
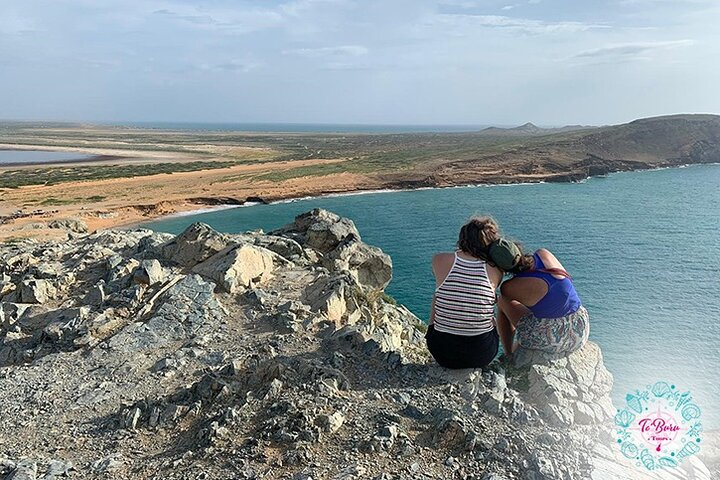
[429,294,436,325]
[429,253,452,324]
[536,248,565,271]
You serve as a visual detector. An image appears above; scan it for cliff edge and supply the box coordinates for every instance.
[0,209,714,479]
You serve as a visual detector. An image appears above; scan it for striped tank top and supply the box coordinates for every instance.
[434,252,496,336]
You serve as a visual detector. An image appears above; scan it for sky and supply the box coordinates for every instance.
[1,0,719,126]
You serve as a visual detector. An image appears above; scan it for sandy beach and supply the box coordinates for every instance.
[0,155,366,241]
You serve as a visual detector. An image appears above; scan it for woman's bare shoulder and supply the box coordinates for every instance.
[535,248,553,261]
[432,252,455,263]
[432,252,455,268]
[485,263,503,288]
[536,248,563,268]
[432,253,455,283]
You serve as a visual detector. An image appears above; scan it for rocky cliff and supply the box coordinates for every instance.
[0,209,714,479]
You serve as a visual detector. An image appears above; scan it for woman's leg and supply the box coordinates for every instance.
[495,309,514,357]
[498,296,532,353]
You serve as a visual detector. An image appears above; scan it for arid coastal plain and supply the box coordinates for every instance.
[1,114,719,241]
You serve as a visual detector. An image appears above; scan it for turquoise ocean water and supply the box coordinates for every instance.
[146,165,720,426]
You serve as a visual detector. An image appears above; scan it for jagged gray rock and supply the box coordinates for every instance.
[84,282,106,306]
[107,274,223,353]
[43,459,73,479]
[19,279,56,304]
[324,238,392,291]
[48,218,88,234]
[161,222,231,267]
[272,208,361,254]
[192,244,276,293]
[133,259,165,285]
[251,234,309,263]
[514,342,615,426]
[6,461,37,480]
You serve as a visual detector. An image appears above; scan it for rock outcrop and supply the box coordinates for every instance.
[191,244,277,293]
[0,209,715,480]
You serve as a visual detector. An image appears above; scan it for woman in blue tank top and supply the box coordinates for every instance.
[495,247,589,356]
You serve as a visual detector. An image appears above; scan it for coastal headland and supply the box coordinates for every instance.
[1,114,719,241]
[1,209,716,478]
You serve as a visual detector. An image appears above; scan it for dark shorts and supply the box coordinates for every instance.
[425,324,499,369]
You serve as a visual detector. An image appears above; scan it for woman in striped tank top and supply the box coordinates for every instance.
[425,216,503,369]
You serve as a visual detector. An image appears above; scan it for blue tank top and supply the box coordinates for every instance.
[514,252,582,318]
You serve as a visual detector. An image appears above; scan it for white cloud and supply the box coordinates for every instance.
[573,39,695,59]
[150,5,284,34]
[433,13,609,34]
[285,45,369,57]
[618,0,709,5]
[212,60,259,73]
[0,11,37,35]
[280,0,354,17]
[2,0,719,124]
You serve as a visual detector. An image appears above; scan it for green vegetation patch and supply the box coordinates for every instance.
[0,161,238,188]
[253,162,350,182]
[33,195,108,206]
[381,292,397,305]
[39,197,77,206]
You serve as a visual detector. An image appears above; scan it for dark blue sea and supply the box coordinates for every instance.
[146,165,720,426]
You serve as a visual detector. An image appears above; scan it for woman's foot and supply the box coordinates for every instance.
[498,351,513,365]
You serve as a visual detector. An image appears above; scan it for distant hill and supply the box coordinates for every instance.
[432,113,720,184]
[478,122,596,136]
[577,114,720,164]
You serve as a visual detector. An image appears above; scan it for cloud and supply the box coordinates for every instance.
[434,13,609,34]
[213,61,258,73]
[285,45,369,57]
[322,62,375,71]
[442,0,540,8]
[186,60,260,74]
[151,6,284,33]
[618,0,708,5]
[3,0,719,125]
[280,0,353,17]
[573,39,695,59]
[0,11,38,35]
[152,9,217,25]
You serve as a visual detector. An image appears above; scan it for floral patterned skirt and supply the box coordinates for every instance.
[515,306,590,354]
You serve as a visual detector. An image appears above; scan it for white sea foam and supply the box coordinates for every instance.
[164,204,242,218]
[267,181,551,205]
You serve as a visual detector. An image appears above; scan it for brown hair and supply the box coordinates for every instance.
[514,252,535,273]
[457,216,500,260]
[505,238,536,273]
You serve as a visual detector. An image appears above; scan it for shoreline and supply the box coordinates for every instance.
[131,179,556,228]
[1,158,717,241]
[3,114,720,241]
[134,161,720,228]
